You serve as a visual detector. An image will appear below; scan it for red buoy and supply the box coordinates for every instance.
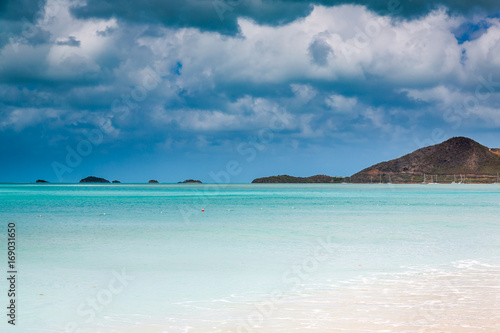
[201,209,205,212]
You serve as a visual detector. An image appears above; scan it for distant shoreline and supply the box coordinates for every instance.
[19,136,500,185]
[2,181,499,185]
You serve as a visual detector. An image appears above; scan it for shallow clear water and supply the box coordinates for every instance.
[1,184,499,332]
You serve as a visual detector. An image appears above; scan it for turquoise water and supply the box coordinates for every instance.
[1,184,499,332]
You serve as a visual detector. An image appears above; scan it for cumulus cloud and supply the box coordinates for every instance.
[403,83,500,126]
[0,107,64,131]
[290,84,317,103]
[2,3,500,121]
[326,94,358,113]
[137,6,471,91]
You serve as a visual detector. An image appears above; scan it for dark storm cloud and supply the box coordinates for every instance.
[322,0,500,18]
[70,0,500,35]
[0,23,51,49]
[70,0,312,35]
[0,0,46,21]
[0,0,52,49]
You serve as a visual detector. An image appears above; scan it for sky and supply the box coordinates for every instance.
[1,0,500,183]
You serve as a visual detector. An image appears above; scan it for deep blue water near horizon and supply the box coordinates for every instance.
[1,184,499,332]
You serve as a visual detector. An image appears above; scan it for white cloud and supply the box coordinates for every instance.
[362,107,391,132]
[402,86,461,106]
[0,0,118,82]
[461,18,500,77]
[290,84,317,103]
[44,0,118,66]
[326,94,357,113]
[0,108,63,131]
[151,107,239,131]
[140,5,477,89]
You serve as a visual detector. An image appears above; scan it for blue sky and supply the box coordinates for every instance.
[1,0,500,183]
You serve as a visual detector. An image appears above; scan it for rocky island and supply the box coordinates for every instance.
[36,179,49,183]
[112,180,121,183]
[148,180,159,183]
[79,176,110,183]
[178,179,202,183]
[252,174,345,183]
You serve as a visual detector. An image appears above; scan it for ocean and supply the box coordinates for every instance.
[1,184,499,332]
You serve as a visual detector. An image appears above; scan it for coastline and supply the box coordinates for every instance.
[66,260,500,332]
